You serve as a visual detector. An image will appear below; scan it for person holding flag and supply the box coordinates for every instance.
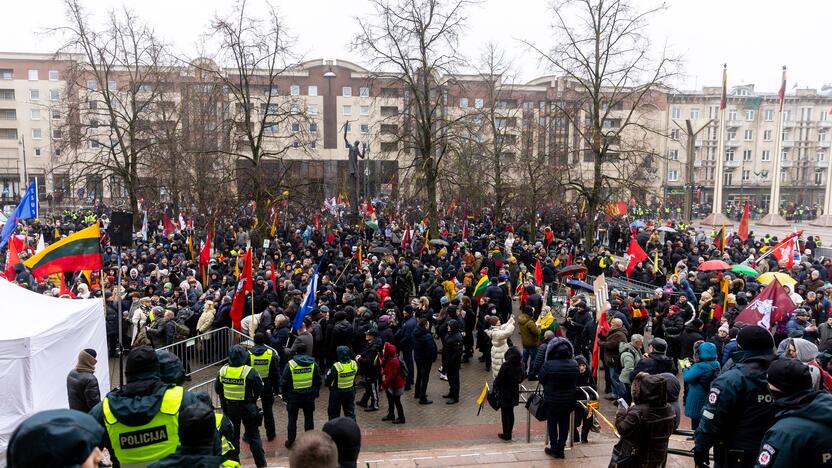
[0,179,38,250]
[229,249,253,330]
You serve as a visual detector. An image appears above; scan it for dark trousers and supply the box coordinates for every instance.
[415,360,432,398]
[545,405,571,454]
[225,403,266,467]
[522,345,539,378]
[327,390,356,420]
[446,365,460,399]
[401,348,414,389]
[573,405,592,442]
[358,377,379,408]
[259,390,275,439]
[500,405,515,436]
[286,398,315,445]
[386,390,404,419]
[463,329,475,357]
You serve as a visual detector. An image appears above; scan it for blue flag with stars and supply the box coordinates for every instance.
[0,179,38,250]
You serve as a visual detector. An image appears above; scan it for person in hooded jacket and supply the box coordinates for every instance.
[356,329,383,411]
[376,314,395,345]
[663,305,686,359]
[611,373,675,468]
[66,348,101,413]
[326,310,356,368]
[215,344,267,467]
[413,317,437,405]
[281,341,322,449]
[493,346,525,440]
[629,338,677,381]
[7,409,105,468]
[680,319,706,361]
[537,337,578,458]
[379,341,407,423]
[694,325,776,468]
[442,320,465,404]
[148,403,222,468]
[250,333,280,441]
[684,341,720,431]
[325,345,358,420]
[395,306,418,390]
[753,358,832,468]
[89,347,203,468]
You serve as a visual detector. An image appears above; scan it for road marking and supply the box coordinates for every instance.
[412,456,434,460]
[458,453,479,457]
[437,455,459,458]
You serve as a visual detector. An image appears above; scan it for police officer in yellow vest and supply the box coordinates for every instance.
[325,345,358,420]
[89,346,201,468]
[250,333,280,441]
[214,344,267,468]
[280,341,322,449]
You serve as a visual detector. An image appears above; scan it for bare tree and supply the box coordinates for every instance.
[54,0,174,227]
[527,0,677,247]
[199,0,311,232]
[353,0,474,234]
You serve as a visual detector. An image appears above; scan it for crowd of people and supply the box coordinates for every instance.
[4,204,832,467]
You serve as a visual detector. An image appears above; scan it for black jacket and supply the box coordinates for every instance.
[679,326,705,360]
[442,331,464,369]
[413,325,437,364]
[538,338,578,408]
[493,347,525,407]
[66,370,101,413]
[630,352,678,381]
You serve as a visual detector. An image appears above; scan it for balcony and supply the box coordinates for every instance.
[726,140,741,148]
[816,160,829,168]
[781,140,795,148]
[726,120,741,128]
[818,140,831,149]
[783,120,796,128]
[781,160,794,167]
[724,160,741,168]
[818,121,832,128]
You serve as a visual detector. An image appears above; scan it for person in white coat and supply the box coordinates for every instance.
[485,314,516,378]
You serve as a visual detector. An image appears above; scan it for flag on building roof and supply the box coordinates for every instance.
[24,222,102,278]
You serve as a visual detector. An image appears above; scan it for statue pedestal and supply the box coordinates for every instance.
[757,213,790,227]
[701,212,733,227]
[810,214,832,227]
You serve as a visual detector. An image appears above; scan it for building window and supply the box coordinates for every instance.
[359,87,369,97]
[474,98,484,109]
[764,109,774,121]
[290,85,300,96]
[0,109,15,120]
[819,131,827,142]
[90,119,99,128]
[459,97,468,109]
[342,86,352,97]
[51,110,61,120]
[90,140,99,148]
[0,69,12,80]
[817,152,825,162]
[782,150,789,160]
[667,170,678,182]
[690,108,699,120]
[763,130,772,141]
[726,149,735,161]
[745,110,755,121]
[31,109,41,120]
[87,80,97,90]
[671,107,681,119]
[724,172,733,186]
[264,124,277,135]
[821,111,828,122]
[30,89,40,101]
[728,110,737,121]
[742,170,750,181]
[816,172,824,185]
[28,69,39,81]
[343,105,352,115]
[32,128,43,139]
[52,129,62,139]
[744,129,753,140]
[54,148,61,156]
[669,129,680,141]
[107,80,117,91]
[48,70,59,81]
[345,123,352,132]
[783,109,791,121]
[291,123,300,132]
[34,148,42,157]
[307,104,318,115]
[308,85,317,96]
[360,105,370,116]
[50,89,60,101]
[667,149,679,160]
[310,123,318,132]
[381,142,398,152]
[743,149,752,161]
[360,124,369,133]
[727,130,736,141]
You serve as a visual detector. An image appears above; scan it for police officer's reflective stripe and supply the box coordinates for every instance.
[101,386,183,464]
[289,360,314,389]
[250,349,273,378]
[334,360,357,389]
[219,364,252,401]
[214,413,241,468]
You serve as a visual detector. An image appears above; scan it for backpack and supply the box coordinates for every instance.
[398,358,409,380]
[173,320,191,342]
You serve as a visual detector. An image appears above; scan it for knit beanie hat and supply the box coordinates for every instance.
[650,338,668,354]
[737,325,775,351]
[767,358,812,395]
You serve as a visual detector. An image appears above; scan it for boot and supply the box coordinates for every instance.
[382,414,395,421]
[419,398,433,405]
[392,417,406,424]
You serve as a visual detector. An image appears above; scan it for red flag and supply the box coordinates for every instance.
[187,214,194,230]
[365,199,374,216]
[534,259,543,286]
[314,214,320,230]
[271,260,277,293]
[229,249,253,329]
[591,311,611,377]
[198,231,212,286]
[738,202,750,242]
[544,227,554,246]
[162,214,176,236]
[777,66,787,112]
[768,231,802,268]
[401,224,412,251]
[735,279,795,329]
[624,237,648,278]
[4,236,23,280]
[462,219,469,241]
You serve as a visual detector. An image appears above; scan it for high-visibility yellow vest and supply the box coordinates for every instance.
[289,360,315,390]
[219,365,252,401]
[102,386,183,464]
[250,349,273,378]
[334,360,357,390]
[214,413,240,468]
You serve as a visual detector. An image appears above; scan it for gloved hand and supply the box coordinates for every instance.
[693,448,710,467]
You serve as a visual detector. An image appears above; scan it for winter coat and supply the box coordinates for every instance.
[380,342,406,392]
[600,327,628,369]
[517,313,541,347]
[537,338,578,409]
[679,326,705,360]
[754,390,832,468]
[327,319,356,364]
[629,352,677,381]
[493,347,525,407]
[66,350,100,413]
[613,373,675,468]
[442,329,464,370]
[394,315,417,351]
[619,342,642,385]
[413,325,437,364]
[196,305,215,335]
[284,331,314,358]
[683,342,720,419]
[485,321,515,378]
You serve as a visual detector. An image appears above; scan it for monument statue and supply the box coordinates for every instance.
[344,121,366,213]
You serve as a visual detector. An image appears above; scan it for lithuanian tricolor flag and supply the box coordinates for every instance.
[24,222,102,278]
[473,275,489,301]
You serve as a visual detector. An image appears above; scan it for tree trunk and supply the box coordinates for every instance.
[583,151,603,249]
[424,159,439,235]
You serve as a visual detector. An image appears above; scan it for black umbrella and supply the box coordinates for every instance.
[565,279,593,292]
[429,239,449,247]
[370,246,391,255]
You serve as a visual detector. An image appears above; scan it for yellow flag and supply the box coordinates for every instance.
[652,249,659,274]
[358,244,363,265]
[235,255,240,280]
[476,381,489,405]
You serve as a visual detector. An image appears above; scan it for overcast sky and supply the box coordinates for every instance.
[3,0,831,92]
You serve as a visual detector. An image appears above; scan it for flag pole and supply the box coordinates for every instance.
[760,66,790,226]
[250,247,255,335]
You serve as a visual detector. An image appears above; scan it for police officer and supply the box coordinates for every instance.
[281,341,322,449]
[89,347,201,467]
[215,344,267,468]
[694,325,776,467]
[754,358,832,468]
[250,332,280,441]
[325,345,358,420]
[148,403,222,467]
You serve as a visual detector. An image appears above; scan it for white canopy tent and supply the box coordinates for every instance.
[0,279,109,456]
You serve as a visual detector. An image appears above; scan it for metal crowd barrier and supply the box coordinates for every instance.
[188,378,222,409]
[157,326,277,379]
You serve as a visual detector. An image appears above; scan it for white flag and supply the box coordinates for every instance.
[35,234,45,253]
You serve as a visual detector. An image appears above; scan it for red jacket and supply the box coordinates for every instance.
[379,342,405,391]
[376,284,392,308]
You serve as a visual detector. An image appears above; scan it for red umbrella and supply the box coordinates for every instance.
[697,259,731,271]
[557,265,587,276]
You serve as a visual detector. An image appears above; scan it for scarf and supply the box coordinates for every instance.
[76,350,97,373]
